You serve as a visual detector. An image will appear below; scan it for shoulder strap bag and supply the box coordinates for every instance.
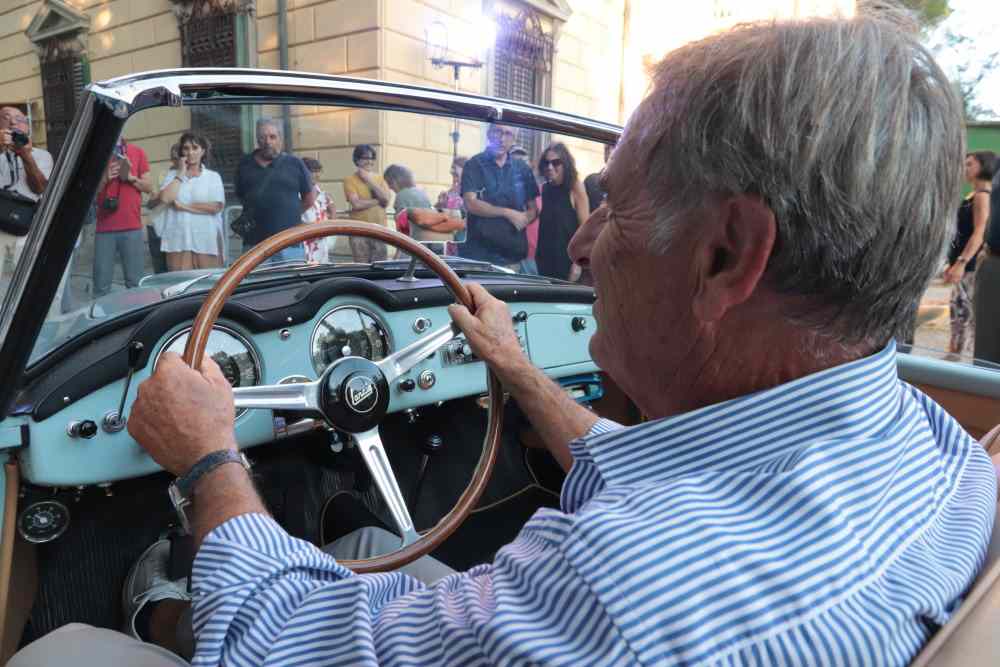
[231,157,280,240]
[0,153,35,236]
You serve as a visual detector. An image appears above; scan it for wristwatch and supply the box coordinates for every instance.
[168,450,251,534]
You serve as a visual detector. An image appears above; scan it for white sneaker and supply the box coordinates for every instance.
[121,539,191,640]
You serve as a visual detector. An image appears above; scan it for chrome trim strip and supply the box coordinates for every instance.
[87,68,622,144]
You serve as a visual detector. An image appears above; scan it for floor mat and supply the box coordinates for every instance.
[430,485,559,571]
[20,436,353,645]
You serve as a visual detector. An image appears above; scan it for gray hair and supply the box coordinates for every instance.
[255,116,283,137]
[634,4,963,348]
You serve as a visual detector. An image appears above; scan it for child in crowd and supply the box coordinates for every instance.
[301,157,336,263]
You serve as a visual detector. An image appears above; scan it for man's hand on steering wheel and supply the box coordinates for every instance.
[448,283,531,385]
[128,352,237,476]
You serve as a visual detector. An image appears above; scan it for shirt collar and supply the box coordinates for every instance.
[583,341,903,487]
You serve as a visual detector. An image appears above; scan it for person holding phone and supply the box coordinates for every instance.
[155,132,226,271]
[93,137,153,297]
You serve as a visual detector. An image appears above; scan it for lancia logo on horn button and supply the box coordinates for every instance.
[345,375,378,413]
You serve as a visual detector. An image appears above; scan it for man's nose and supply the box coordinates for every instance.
[568,206,607,268]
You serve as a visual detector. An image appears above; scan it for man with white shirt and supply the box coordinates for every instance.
[0,106,52,274]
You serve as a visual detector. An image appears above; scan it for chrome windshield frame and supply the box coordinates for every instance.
[0,68,622,417]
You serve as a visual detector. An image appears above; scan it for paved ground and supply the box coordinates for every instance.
[912,278,964,361]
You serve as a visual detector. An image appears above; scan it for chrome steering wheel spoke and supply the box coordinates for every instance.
[353,427,420,546]
[232,380,322,412]
[376,322,458,384]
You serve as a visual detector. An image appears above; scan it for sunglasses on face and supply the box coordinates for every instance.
[540,158,564,169]
[358,155,375,162]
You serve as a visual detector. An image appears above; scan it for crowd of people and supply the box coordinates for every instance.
[10,78,1000,370]
[80,114,608,294]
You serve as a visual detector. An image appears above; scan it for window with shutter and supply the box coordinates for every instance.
[492,8,554,159]
[40,54,86,160]
[179,9,242,193]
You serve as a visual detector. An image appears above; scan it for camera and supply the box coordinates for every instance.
[10,130,28,148]
[102,196,119,212]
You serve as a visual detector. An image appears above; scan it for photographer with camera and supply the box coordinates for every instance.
[0,106,50,200]
[0,106,52,274]
[93,137,152,297]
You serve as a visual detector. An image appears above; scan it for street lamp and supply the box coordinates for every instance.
[424,16,494,158]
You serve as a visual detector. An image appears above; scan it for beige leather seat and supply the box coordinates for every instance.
[910,426,1000,666]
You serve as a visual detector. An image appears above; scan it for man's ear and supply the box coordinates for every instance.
[691,195,777,323]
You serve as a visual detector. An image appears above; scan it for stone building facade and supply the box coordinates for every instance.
[1,0,857,213]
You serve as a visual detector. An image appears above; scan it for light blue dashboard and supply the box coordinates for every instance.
[14,296,599,486]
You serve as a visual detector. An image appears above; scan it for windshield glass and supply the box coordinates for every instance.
[26,101,612,363]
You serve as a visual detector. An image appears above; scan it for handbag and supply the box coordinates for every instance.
[230,207,255,239]
[231,157,282,240]
[0,188,36,237]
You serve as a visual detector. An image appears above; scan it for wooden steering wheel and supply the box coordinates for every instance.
[182,222,503,573]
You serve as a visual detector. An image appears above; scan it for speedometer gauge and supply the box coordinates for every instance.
[310,306,391,375]
[156,325,261,417]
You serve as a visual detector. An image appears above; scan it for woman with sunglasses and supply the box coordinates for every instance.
[536,143,589,281]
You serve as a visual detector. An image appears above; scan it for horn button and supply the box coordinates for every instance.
[320,358,390,433]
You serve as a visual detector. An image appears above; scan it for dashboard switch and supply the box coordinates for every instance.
[571,317,588,332]
[67,420,98,439]
[399,378,416,392]
[412,317,432,333]
[417,370,436,390]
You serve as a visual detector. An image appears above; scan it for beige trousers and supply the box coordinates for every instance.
[7,526,454,665]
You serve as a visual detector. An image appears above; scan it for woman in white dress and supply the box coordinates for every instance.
[156,132,225,270]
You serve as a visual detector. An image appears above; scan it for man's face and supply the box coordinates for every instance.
[568,102,698,415]
[487,125,516,155]
[0,107,28,134]
[256,123,283,158]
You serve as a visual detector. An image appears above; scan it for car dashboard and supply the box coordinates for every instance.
[4,274,599,487]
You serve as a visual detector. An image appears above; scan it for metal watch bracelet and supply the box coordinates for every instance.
[168,450,251,534]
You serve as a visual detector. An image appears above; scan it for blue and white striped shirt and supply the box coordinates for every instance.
[191,343,996,666]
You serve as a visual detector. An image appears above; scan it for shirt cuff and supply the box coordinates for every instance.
[587,417,624,437]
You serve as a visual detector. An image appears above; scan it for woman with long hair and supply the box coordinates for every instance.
[156,131,225,270]
[945,150,994,356]
[535,143,589,281]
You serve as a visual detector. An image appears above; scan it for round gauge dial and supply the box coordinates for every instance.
[158,326,261,417]
[310,306,391,375]
[18,500,70,544]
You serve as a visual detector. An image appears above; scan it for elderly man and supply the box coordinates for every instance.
[234,117,315,263]
[10,7,998,667]
[0,106,52,272]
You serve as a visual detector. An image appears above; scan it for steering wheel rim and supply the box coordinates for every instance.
[182,221,504,573]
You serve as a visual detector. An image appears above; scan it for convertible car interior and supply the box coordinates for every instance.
[0,70,994,665]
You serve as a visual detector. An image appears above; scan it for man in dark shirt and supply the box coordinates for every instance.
[235,117,315,263]
[460,123,539,270]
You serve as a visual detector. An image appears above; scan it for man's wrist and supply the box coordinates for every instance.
[175,449,248,498]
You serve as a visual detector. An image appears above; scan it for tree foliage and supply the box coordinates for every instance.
[937,29,1000,120]
[899,0,952,29]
